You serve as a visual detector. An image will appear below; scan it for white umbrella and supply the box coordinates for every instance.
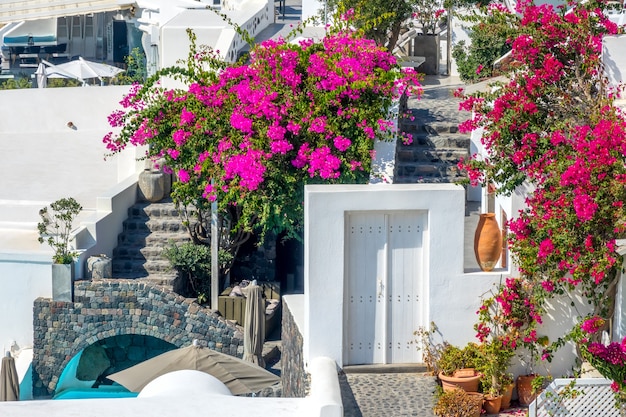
[34,63,47,88]
[54,57,124,86]
[41,59,82,84]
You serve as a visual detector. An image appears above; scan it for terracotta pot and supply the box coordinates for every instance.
[474,213,502,271]
[483,394,502,414]
[467,392,484,417]
[439,371,481,393]
[501,382,515,409]
[517,374,539,406]
[453,368,476,378]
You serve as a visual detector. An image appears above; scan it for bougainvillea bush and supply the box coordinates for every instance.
[104,17,420,251]
[459,0,626,369]
[579,317,626,401]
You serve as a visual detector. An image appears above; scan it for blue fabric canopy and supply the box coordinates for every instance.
[4,35,56,46]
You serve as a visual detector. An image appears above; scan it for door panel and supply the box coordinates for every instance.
[345,211,425,365]
[387,212,424,363]
[345,212,386,365]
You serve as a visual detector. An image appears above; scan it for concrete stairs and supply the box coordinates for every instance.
[111,198,191,288]
[393,80,471,184]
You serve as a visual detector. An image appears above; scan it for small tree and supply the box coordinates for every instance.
[37,197,83,264]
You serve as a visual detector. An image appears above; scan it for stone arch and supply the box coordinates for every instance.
[33,280,243,398]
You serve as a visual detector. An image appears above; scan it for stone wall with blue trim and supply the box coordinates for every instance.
[32,279,243,398]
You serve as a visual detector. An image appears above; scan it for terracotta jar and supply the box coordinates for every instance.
[517,374,539,406]
[474,213,502,271]
[501,382,515,409]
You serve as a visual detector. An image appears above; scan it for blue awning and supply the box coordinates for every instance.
[4,35,57,46]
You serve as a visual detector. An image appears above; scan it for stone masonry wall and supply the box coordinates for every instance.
[32,279,243,398]
[280,299,310,397]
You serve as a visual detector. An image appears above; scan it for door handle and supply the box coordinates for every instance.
[377,279,384,297]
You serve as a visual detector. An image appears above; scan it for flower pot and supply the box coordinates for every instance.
[501,382,515,409]
[137,168,165,203]
[439,371,481,393]
[467,392,484,417]
[474,213,502,272]
[52,263,74,302]
[483,394,502,414]
[517,374,539,406]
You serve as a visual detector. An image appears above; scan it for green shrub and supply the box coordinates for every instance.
[452,6,518,83]
[163,241,233,302]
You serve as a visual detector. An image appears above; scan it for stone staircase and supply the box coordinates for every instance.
[111,198,191,287]
[394,80,470,184]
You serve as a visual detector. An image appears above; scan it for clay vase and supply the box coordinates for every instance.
[483,395,502,414]
[517,374,539,406]
[501,382,515,409]
[137,168,165,203]
[474,213,502,272]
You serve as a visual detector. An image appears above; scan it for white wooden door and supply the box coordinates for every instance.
[345,211,425,365]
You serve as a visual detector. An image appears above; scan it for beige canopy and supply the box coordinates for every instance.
[107,344,279,396]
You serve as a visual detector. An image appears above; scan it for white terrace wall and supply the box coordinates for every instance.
[303,183,583,378]
[304,183,481,367]
[0,85,143,354]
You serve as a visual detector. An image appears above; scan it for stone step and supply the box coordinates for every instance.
[399,121,461,135]
[108,273,178,288]
[393,162,465,183]
[122,218,189,234]
[112,258,174,276]
[396,148,467,164]
[116,230,191,247]
[113,245,169,261]
[401,134,470,149]
[127,200,181,219]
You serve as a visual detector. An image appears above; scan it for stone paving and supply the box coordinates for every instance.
[341,372,438,417]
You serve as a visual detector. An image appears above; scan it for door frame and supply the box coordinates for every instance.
[343,209,427,365]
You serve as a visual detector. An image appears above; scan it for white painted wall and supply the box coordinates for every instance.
[0,355,344,417]
[160,0,273,67]
[0,257,51,353]
[302,0,324,23]
[0,85,141,353]
[304,183,588,378]
[304,183,473,368]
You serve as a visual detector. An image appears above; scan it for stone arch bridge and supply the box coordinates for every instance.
[32,280,243,398]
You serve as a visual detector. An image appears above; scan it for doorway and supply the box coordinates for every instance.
[344,210,427,365]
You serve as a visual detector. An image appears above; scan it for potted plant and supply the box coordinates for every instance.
[476,339,515,413]
[438,343,482,392]
[37,197,82,302]
[433,387,483,417]
[412,0,447,75]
